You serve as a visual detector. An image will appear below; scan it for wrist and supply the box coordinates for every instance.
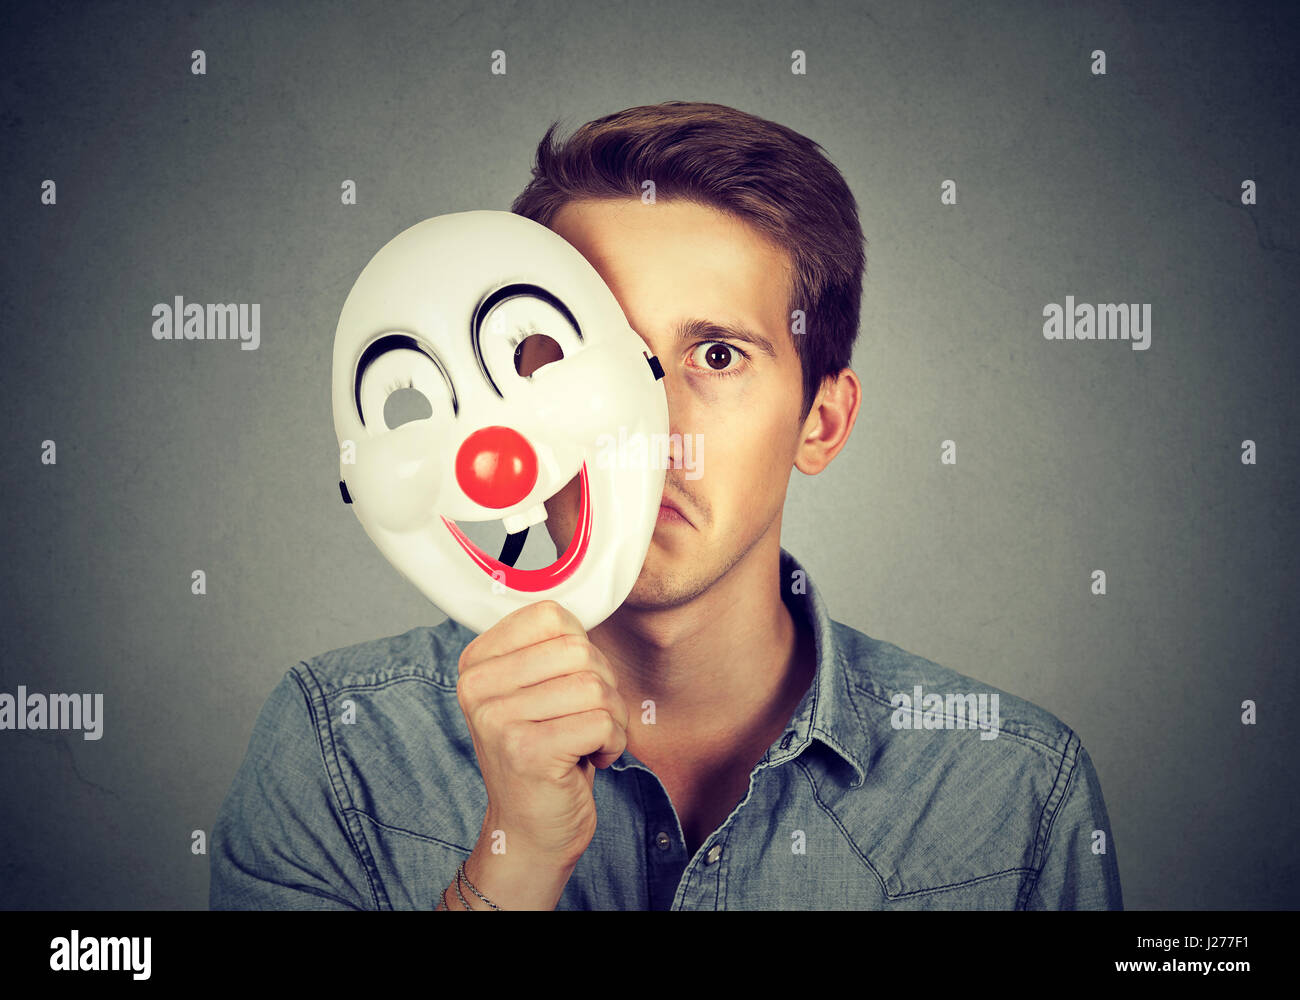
[461,837,577,911]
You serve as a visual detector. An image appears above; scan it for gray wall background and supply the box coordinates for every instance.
[1,0,1296,909]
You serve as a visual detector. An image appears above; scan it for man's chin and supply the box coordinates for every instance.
[618,583,688,613]
[617,548,706,611]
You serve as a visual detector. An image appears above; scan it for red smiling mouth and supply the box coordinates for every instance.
[441,462,593,592]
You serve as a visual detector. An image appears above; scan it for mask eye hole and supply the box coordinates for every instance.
[383,385,433,429]
[514,333,564,377]
[357,344,453,432]
[477,292,582,394]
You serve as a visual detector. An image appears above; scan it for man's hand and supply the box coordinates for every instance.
[456,599,629,881]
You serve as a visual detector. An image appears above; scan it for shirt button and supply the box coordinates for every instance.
[655,831,671,850]
[705,844,723,864]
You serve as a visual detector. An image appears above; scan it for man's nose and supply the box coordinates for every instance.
[455,425,539,509]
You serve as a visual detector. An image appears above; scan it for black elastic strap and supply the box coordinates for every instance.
[499,528,528,567]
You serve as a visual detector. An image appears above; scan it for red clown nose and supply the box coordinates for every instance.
[455,425,539,509]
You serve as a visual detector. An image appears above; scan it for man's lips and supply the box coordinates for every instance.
[658,496,692,526]
[442,463,593,591]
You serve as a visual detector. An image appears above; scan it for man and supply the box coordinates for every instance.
[211,101,1122,910]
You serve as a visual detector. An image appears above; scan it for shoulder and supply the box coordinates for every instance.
[212,620,481,908]
[247,618,477,770]
[295,619,477,695]
[269,619,483,843]
[286,617,477,749]
[831,619,1075,749]
[821,619,1112,903]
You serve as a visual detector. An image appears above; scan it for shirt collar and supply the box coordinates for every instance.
[774,547,867,788]
[608,548,867,788]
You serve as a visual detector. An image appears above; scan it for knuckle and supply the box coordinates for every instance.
[560,631,586,662]
[577,670,604,700]
[536,599,567,632]
[589,645,613,676]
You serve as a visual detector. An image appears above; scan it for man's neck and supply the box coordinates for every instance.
[590,536,816,772]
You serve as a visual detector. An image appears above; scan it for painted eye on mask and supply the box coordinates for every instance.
[356,338,455,432]
[477,293,583,393]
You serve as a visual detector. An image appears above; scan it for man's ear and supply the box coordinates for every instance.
[795,367,861,475]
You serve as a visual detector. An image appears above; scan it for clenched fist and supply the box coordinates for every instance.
[447,600,629,908]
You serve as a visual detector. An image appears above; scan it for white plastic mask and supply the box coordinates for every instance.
[331,210,669,635]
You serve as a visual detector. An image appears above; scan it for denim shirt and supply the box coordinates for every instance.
[210,549,1122,910]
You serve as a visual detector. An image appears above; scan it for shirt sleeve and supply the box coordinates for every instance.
[209,669,377,910]
[1022,740,1124,910]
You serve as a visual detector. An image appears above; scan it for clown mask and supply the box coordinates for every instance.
[331,210,669,635]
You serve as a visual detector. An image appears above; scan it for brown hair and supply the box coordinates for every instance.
[510,101,866,423]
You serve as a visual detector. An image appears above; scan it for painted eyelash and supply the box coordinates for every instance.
[512,322,542,347]
[689,341,749,378]
[384,374,415,395]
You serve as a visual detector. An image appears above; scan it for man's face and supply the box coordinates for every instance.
[544,197,807,609]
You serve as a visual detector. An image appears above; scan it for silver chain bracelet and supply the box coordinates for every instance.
[455,860,502,910]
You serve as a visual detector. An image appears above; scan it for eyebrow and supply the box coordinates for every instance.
[673,318,779,359]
